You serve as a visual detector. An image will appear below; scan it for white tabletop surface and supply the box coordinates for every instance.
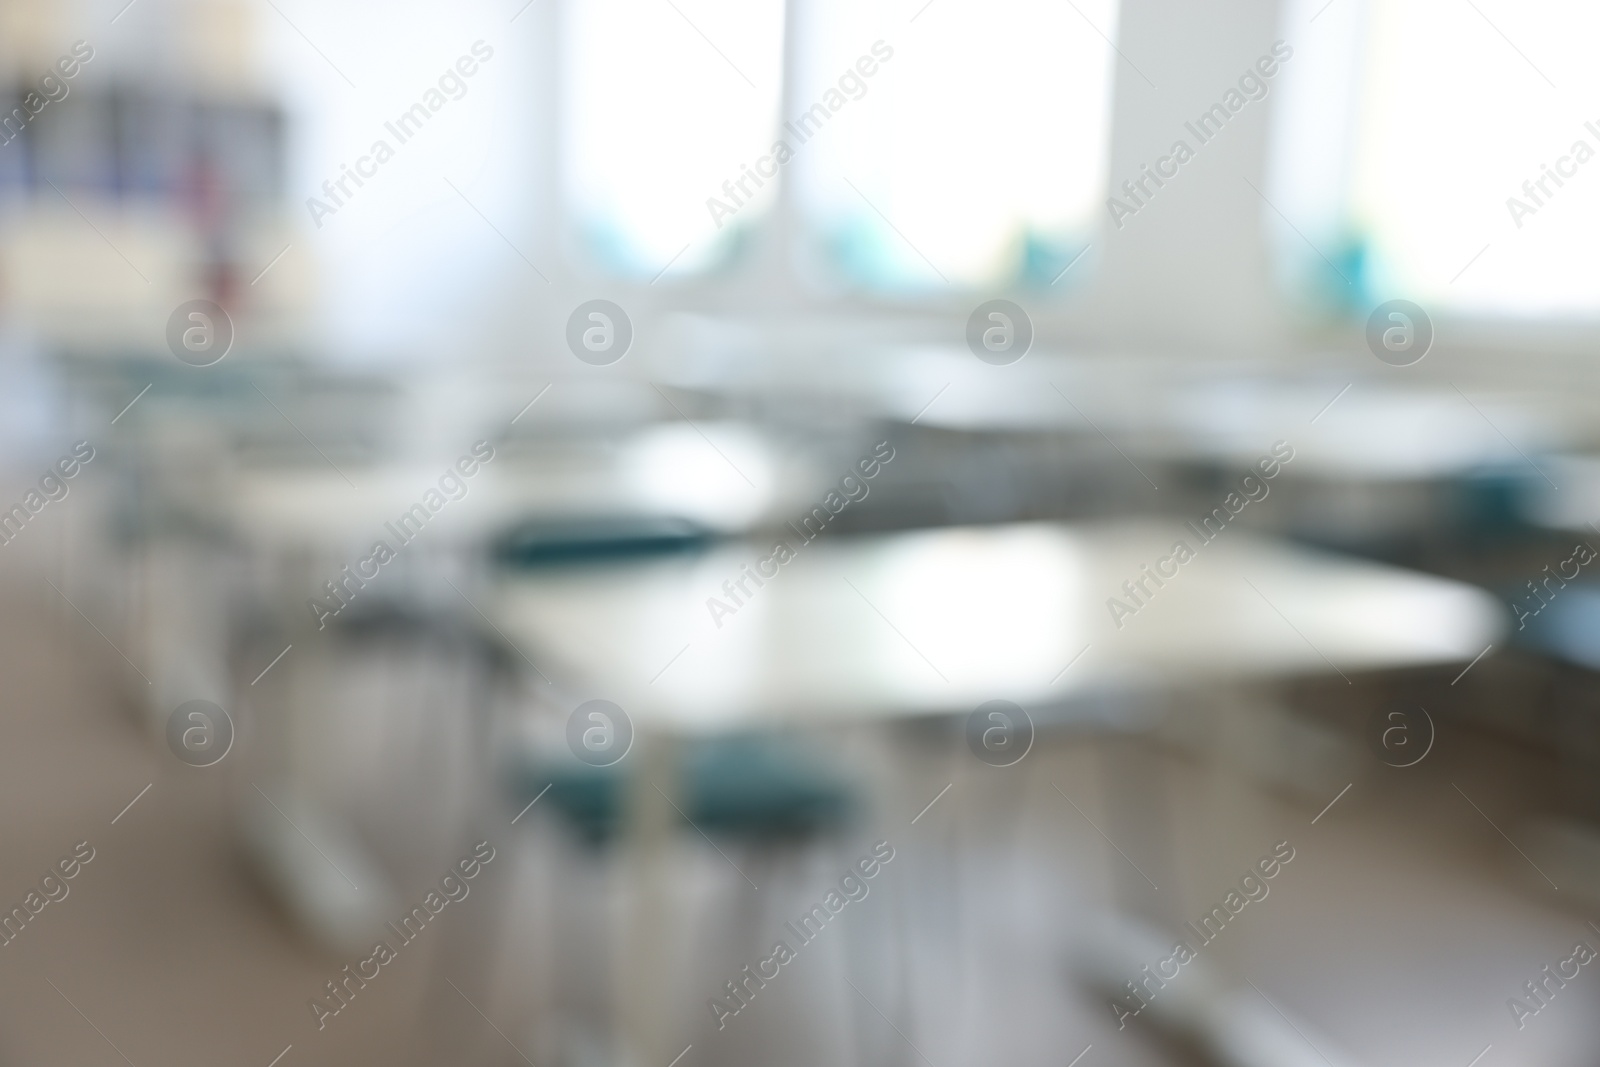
[215,422,817,551]
[490,520,1505,731]
[666,341,1565,481]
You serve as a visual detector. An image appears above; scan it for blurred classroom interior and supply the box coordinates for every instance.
[2,0,1600,1065]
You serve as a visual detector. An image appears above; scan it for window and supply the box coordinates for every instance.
[562,0,787,279]
[562,0,1118,291]
[793,0,1117,291]
[1267,0,1600,317]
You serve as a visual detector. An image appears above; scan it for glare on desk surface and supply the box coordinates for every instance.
[224,421,789,549]
[496,521,1505,731]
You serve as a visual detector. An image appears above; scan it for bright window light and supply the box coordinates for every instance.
[792,0,1117,291]
[1268,0,1600,317]
[562,0,786,279]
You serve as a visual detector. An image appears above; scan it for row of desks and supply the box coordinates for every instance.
[113,362,1540,1067]
[215,452,1505,726]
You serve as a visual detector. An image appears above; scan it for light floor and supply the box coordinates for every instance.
[0,563,1595,1067]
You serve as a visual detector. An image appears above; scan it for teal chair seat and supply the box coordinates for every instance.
[513,735,853,844]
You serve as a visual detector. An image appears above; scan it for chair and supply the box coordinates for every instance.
[507,731,857,1067]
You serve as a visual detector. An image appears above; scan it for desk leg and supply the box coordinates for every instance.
[1098,732,1176,925]
[233,549,396,955]
[618,731,679,1067]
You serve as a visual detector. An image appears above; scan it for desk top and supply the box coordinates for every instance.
[667,344,1563,482]
[490,520,1505,731]
[214,422,816,551]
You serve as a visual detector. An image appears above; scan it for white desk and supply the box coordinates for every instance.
[491,520,1505,731]
[662,339,1564,473]
[490,519,1501,1067]
[221,420,815,553]
[194,424,808,957]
